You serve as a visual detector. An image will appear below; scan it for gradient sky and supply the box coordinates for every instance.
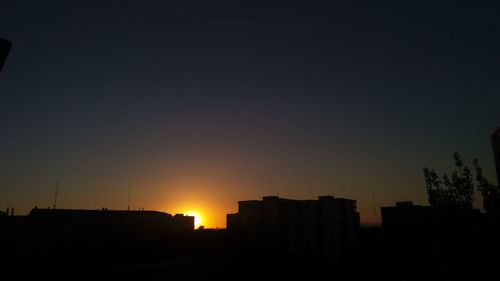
[1,0,499,227]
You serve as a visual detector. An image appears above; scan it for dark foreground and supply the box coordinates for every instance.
[1,225,498,280]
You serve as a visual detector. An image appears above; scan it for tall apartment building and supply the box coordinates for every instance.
[227,195,360,260]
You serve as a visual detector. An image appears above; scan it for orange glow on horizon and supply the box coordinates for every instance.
[184,210,203,229]
[158,177,233,229]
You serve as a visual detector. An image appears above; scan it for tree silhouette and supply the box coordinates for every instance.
[473,159,500,217]
[423,152,474,209]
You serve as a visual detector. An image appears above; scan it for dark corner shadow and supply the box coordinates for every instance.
[0,37,12,73]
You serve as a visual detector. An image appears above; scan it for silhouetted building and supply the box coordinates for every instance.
[0,37,12,72]
[27,208,194,241]
[227,195,360,260]
[381,201,433,237]
[381,201,484,249]
[492,127,500,184]
[0,208,197,273]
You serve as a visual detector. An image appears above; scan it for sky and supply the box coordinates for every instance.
[1,0,499,227]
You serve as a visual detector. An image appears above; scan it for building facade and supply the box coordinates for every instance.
[227,195,360,260]
[381,201,433,236]
[27,208,194,240]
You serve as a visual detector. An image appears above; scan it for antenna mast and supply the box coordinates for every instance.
[128,186,131,211]
[372,191,378,225]
[53,178,59,209]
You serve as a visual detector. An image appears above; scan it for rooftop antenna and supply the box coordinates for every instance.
[372,191,378,225]
[128,185,131,211]
[53,178,60,209]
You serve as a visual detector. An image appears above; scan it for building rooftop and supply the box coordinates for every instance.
[28,208,191,219]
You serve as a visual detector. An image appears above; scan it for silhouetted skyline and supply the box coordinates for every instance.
[1,0,499,227]
[2,195,497,279]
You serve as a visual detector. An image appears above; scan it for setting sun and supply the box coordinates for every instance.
[184,210,203,229]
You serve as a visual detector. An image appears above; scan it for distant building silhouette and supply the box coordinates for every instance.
[380,201,489,280]
[0,208,197,273]
[0,37,12,72]
[22,208,195,246]
[28,208,194,233]
[227,195,360,260]
[492,127,500,184]
[381,201,433,240]
[381,201,483,252]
